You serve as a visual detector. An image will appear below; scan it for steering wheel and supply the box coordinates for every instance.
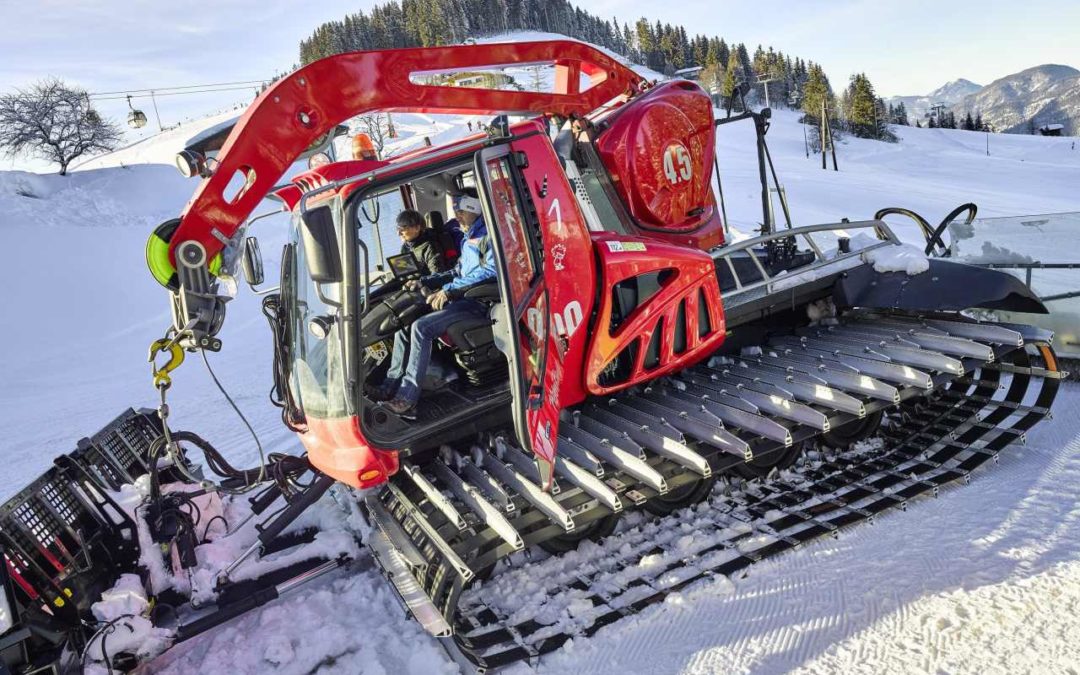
[359,287,431,347]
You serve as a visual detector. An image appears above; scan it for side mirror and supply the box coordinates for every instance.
[300,205,343,284]
[241,236,265,288]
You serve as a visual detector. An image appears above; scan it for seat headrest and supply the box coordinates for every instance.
[425,211,444,231]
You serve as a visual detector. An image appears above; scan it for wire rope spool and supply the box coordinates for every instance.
[146,218,222,290]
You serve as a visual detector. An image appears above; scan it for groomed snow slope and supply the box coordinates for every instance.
[2,39,1080,672]
[74,110,244,171]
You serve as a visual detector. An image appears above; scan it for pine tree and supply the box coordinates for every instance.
[874,97,893,141]
[801,63,832,125]
[717,39,730,69]
[845,73,877,138]
[635,18,654,66]
[692,36,707,67]
[736,43,752,83]
[722,50,740,103]
[895,101,909,126]
[704,39,719,69]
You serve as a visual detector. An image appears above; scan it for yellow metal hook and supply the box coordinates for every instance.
[148,338,185,389]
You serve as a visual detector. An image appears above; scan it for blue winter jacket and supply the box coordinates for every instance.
[422,216,495,293]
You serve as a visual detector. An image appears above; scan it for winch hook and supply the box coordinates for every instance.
[149,338,185,389]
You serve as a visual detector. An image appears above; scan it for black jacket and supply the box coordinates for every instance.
[402,229,451,276]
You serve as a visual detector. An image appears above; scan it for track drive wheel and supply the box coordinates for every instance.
[819,410,884,450]
[643,474,718,516]
[537,512,620,554]
[731,442,804,479]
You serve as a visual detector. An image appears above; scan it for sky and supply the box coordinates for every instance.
[1,0,1078,169]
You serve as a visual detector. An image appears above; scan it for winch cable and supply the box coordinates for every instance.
[198,349,267,492]
[146,333,302,500]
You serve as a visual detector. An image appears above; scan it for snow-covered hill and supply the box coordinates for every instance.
[2,34,1080,675]
[888,64,1080,135]
[952,64,1080,134]
[73,110,244,171]
[887,78,982,121]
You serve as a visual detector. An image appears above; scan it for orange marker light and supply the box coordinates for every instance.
[352,133,378,161]
[358,469,383,487]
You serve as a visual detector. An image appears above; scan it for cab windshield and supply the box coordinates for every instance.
[284,209,348,419]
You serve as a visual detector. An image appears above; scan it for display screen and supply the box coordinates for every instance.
[387,252,421,278]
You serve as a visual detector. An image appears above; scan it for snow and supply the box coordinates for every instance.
[82,573,173,673]
[862,241,930,275]
[73,110,243,171]
[2,32,1080,675]
[0,577,11,635]
[519,405,1080,675]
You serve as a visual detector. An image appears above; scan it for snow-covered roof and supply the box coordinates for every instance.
[1041,123,1065,131]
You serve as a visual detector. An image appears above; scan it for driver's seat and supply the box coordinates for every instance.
[438,281,504,386]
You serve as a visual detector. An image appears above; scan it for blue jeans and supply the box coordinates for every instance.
[385,299,487,405]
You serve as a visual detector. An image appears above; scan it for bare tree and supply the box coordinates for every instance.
[0,79,122,175]
[354,113,390,157]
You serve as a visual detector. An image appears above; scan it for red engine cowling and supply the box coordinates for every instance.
[595,80,724,251]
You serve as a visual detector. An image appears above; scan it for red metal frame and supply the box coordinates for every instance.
[169,40,644,265]
[585,233,727,396]
[300,416,400,490]
[507,130,598,412]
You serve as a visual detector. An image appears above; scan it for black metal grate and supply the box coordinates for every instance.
[70,408,165,490]
[0,408,158,675]
[0,469,92,583]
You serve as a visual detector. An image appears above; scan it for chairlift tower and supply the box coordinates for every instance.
[756,76,778,109]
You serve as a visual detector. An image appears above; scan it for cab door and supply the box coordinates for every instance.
[475,142,570,489]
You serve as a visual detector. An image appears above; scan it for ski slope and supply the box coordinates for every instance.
[2,35,1080,674]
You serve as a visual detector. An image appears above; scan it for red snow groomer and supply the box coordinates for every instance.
[1,40,1062,673]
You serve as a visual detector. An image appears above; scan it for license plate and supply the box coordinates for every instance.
[365,340,389,364]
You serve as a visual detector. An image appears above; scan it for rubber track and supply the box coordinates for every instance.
[448,343,1059,671]
[374,336,1060,673]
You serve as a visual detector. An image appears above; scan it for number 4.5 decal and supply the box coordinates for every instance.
[663,142,693,185]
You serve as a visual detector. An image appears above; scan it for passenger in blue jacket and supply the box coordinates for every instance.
[380,192,495,414]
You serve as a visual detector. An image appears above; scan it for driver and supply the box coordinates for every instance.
[397,209,450,275]
[378,192,495,415]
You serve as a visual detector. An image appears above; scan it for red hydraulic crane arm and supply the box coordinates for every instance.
[169,40,645,264]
